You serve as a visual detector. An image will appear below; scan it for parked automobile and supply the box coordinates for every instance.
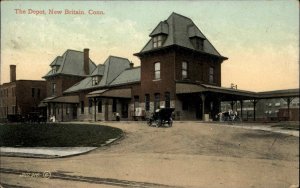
[147,108,175,127]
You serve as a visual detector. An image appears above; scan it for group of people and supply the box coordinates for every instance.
[217,109,239,121]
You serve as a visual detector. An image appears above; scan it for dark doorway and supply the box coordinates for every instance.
[72,104,77,119]
[195,102,202,120]
[105,102,109,121]
[121,102,128,118]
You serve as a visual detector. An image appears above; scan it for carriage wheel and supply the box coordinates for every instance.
[147,119,152,126]
[169,120,173,127]
[155,120,161,127]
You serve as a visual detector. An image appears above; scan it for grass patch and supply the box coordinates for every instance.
[271,122,299,131]
[0,123,123,147]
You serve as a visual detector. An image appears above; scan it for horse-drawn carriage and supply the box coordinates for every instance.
[147,108,175,127]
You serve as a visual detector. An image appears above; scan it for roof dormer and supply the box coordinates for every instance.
[149,21,169,49]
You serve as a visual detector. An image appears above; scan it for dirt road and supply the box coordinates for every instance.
[1,122,299,188]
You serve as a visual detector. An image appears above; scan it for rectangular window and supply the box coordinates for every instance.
[196,39,204,50]
[165,92,170,108]
[154,62,161,80]
[154,93,160,111]
[182,62,188,79]
[98,99,102,113]
[134,96,140,109]
[88,99,93,114]
[112,99,117,113]
[81,101,84,114]
[52,83,56,96]
[153,35,163,48]
[32,88,35,97]
[12,106,16,114]
[12,87,15,97]
[37,89,41,98]
[66,104,69,115]
[209,67,214,83]
[92,76,99,86]
[145,94,150,111]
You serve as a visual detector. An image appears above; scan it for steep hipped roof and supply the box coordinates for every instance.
[98,56,130,86]
[43,50,96,78]
[50,56,63,66]
[136,12,227,59]
[64,56,139,93]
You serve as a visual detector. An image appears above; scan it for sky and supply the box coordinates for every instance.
[1,0,299,92]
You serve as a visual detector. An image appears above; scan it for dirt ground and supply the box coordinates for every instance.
[0,121,299,188]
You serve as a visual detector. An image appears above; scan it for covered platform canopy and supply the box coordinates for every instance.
[176,83,258,101]
[87,88,131,99]
[42,95,79,103]
[176,82,299,121]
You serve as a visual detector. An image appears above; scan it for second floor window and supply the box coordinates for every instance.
[209,67,214,83]
[182,61,188,79]
[154,62,160,80]
[52,83,56,96]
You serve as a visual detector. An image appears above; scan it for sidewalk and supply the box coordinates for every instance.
[212,122,299,137]
[0,137,120,158]
[0,147,97,158]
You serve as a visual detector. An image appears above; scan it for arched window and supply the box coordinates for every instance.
[154,62,161,80]
[182,61,188,79]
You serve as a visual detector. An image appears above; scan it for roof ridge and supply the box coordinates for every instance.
[66,49,84,53]
[169,12,192,21]
[109,55,130,61]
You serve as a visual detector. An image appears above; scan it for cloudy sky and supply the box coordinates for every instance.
[1,1,299,91]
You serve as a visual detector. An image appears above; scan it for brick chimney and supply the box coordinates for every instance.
[10,65,16,82]
[83,48,89,75]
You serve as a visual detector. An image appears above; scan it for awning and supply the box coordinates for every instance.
[42,95,79,103]
[87,88,131,98]
[176,83,258,100]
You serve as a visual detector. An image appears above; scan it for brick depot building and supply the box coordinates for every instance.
[42,12,299,122]
[0,65,46,121]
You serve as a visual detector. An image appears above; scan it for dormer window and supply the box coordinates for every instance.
[190,37,204,51]
[92,76,101,86]
[153,35,165,48]
[51,66,59,74]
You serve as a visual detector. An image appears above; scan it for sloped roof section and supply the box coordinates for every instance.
[136,12,227,59]
[64,56,135,93]
[43,50,96,78]
[91,64,105,76]
[110,67,141,86]
[63,76,92,93]
[98,56,130,86]
[150,21,169,36]
[50,56,63,66]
